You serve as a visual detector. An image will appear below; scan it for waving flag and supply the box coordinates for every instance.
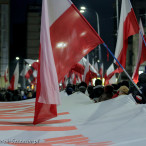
[114,0,139,71]
[8,62,19,90]
[99,63,104,79]
[33,0,103,124]
[83,55,90,82]
[94,62,99,75]
[4,66,9,83]
[132,19,146,83]
[104,63,118,85]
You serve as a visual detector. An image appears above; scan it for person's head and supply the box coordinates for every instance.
[138,73,146,84]
[118,86,129,95]
[112,84,119,91]
[104,85,114,93]
[66,87,74,95]
[66,84,74,95]
[78,82,87,93]
[87,85,93,95]
[93,86,104,98]
[141,84,146,97]
[95,79,102,86]
[121,80,129,88]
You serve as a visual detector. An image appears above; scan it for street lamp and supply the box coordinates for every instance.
[16,57,19,60]
[80,6,101,62]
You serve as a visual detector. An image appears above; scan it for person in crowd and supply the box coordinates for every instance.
[87,85,93,97]
[27,90,33,99]
[118,85,129,96]
[65,83,74,95]
[32,91,36,98]
[98,85,114,102]
[5,90,13,101]
[78,81,87,94]
[95,79,102,86]
[112,80,129,99]
[0,89,6,101]
[112,84,119,93]
[89,79,104,102]
[121,80,129,88]
[129,73,146,104]
[12,90,22,101]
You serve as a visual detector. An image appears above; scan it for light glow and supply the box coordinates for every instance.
[80,6,86,10]
[16,57,20,60]
[56,42,67,48]
[80,10,85,13]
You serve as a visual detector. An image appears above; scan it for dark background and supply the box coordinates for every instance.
[10,0,119,76]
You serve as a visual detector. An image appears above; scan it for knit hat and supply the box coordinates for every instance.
[118,86,129,95]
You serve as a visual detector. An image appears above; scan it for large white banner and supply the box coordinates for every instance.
[0,92,146,145]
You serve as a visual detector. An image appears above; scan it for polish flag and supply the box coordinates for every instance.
[25,59,39,70]
[132,19,146,83]
[23,60,38,81]
[33,0,103,124]
[114,0,139,70]
[25,68,33,80]
[94,62,99,75]
[82,56,98,85]
[104,64,118,85]
[71,63,85,75]
[79,57,98,76]
[4,66,9,83]
[99,63,104,79]
[62,75,68,89]
[20,64,29,77]
[70,72,76,85]
[8,62,19,90]
[83,55,90,82]
[76,75,82,84]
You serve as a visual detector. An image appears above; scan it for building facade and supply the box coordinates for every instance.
[0,0,9,88]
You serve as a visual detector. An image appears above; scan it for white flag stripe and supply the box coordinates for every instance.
[132,20,144,78]
[114,0,133,61]
[38,0,60,105]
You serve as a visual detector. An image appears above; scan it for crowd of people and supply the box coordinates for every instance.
[0,88,36,102]
[0,73,146,104]
[65,73,146,104]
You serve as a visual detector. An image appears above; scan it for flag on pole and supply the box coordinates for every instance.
[94,62,99,76]
[21,60,38,84]
[104,63,118,85]
[33,0,103,124]
[25,59,38,71]
[4,66,9,83]
[83,55,90,82]
[114,0,139,70]
[99,63,104,79]
[132,19,146,83]
[8,62,19,90]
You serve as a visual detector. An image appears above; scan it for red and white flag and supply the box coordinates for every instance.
[25,59,39,71]
[132,19,146,83]
[83,55,90,82]
[114,0,139,71]
[99,63,104,79]
[82,56,97,85]
[20,64,31,79]
[33,0,103,124]
[94,62,99,76]
[4,66,9,83]
[104,64,117,85]
[8,62,19,90]
[62,75,68,89]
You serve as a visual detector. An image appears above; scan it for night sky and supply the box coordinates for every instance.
[10,0,117,76]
